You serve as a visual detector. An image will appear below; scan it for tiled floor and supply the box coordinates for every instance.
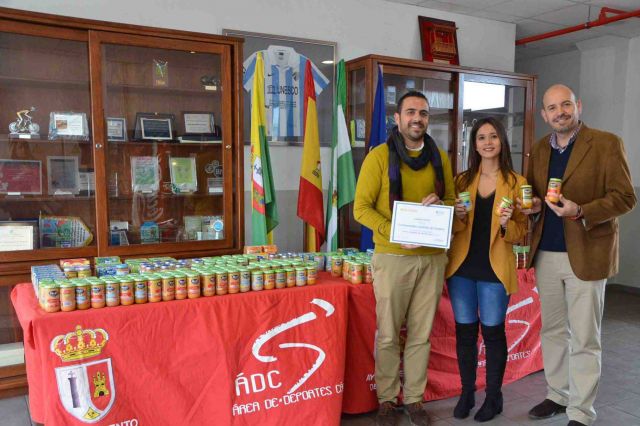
[1,286,638,426]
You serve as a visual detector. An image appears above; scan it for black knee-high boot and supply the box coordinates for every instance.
[453,321,479,419]
[474,322,507,422]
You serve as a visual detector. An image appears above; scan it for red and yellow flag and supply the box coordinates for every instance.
[297,60,325,251]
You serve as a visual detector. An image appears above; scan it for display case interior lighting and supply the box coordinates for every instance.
[322,60,334,64]
[463,81,506,111]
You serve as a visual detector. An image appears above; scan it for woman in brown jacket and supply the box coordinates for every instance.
[446,117,528,422]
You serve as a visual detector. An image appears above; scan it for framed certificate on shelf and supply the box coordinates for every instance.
[134,112,175,141]
[0,221,39,251]
[48,112,89,140]
[0,159,42,195]
[183,111,215,135]
[106,117,127,142]
[130,156,160,193]
[169,156,197,193]
[47,156,80,195]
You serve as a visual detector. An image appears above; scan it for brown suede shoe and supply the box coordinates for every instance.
[528,399,566,419]
[376,401,398,426]
[405,402,431,426]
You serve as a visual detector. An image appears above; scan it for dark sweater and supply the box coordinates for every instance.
[455,192,501,283]
[539,142,575,252]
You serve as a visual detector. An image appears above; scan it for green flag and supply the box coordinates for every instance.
[325,60,356,251]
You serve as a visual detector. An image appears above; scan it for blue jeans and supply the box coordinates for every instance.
[447,275,510,326]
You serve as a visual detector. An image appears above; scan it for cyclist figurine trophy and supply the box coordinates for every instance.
[9,106,40,138]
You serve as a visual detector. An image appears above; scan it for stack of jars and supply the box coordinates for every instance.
[326,252,373,285]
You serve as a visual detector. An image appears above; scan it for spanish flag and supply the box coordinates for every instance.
[250,52,278,244]
[297,60,325,251]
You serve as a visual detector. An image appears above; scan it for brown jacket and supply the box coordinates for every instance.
[446,171,528,295]
[527,124,637,280]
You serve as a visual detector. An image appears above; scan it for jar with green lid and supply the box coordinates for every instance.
[41,281,60,313]
[159,272,176,301]
[239,267,251,293]
[74,281,91,310]
[200,270,215,297]
[351,262,363,285]
[147,273,162,302]
[331,256,343,277]
[76,265,92,278]
[104,278,120,307]
[172,271,188,300]
[132,275,147,304]
[59,282,76,312]
[306,265,318,285]
[275,269,286,289]
[285,268,296,288]
[215,269,229,295]
[295,267,307,287]
[251,269,264,291]
[264,268,275,290]
[185,270,201,299]
[227,268,240,294]
[90,281,106,309]
[363,261,373,284]
[119,276,135,305]
[38,279,54,309]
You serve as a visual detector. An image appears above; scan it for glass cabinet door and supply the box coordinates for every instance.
[382,67,455,155]
[0,29,95,257]
[460,75,529,174]
[94,33,233,253]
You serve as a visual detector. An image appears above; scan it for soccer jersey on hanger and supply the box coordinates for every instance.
[243,45,329,139]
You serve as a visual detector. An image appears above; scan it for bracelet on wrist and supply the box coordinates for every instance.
[569,205,583,220]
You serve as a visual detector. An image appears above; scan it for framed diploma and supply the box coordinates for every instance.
[47,156,80,195]
[130,156,160,193]
[183,111,215,135]
[0,221,38,251]
[390,201,454,249]
[106,117,127,141]
[48,111,89,140]
[169,156,197,193]
[0,159,42,194]
[134,112,175,140]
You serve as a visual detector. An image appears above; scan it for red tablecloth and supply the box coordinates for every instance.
[12,279,349,426]
[341,272,543,413]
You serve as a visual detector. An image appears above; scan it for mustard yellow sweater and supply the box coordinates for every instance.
[353,143,455,256]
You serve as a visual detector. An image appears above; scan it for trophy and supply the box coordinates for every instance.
[9,106,40,138]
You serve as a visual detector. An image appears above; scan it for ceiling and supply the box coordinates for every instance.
[386,0,640,61]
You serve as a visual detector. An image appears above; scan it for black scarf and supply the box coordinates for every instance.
[387,126,445,211]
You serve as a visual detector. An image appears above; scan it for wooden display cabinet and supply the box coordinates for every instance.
[343,55,536,248]
[0,7,244,396]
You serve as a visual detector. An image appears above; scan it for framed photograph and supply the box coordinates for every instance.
[106,117,127,142]
[222,29,335,146]
[0,159,42,194]
[169,156,197,193]
[130,156,160,193]
[418,16,460,65]
[48,111,90,140]
[183,111,215,135]
[0,220,39,251]
[134,112,175,141]
[47,156,80,195]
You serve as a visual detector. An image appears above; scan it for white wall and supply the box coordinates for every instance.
[2,0,517,251]
[517,35,640,288]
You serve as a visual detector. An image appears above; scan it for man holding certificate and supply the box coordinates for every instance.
[354,91,455,426]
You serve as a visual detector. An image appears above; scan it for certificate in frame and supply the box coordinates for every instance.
[0,159,42,195]
[106,117,127,142]
[169,156,197,193]
[183,111,215,135]
[134,112,175,141]
[47,156,80,195]
[130,156,160,193]
[48,111,90,140]
[0,220,39,251]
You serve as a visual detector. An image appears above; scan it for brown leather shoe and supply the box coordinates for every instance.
[376,401,398,426]
[405,402,431,426]
[528,399,566,419]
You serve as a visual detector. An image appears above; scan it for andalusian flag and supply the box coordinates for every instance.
[250,52,278,245]
[297,60,325,251]
[325,60,356,252]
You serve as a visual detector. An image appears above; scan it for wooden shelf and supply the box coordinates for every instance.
[0,75,88,89]
[106,82,220,96]
[0,195,94,202]
[108,192,223,200]
[108,140,221,147]
[1,136,91,145]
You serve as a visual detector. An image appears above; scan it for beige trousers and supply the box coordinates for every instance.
[371,252,446,405]
[535,251,606,426]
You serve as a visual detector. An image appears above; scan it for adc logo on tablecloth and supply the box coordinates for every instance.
[250,298,335,394]
[50,325,116,423]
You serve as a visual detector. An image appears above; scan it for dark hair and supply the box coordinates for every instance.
[396,90,429,113]
[456,117,516,191]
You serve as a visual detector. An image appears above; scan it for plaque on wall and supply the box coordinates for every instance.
[418,16,460,65]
